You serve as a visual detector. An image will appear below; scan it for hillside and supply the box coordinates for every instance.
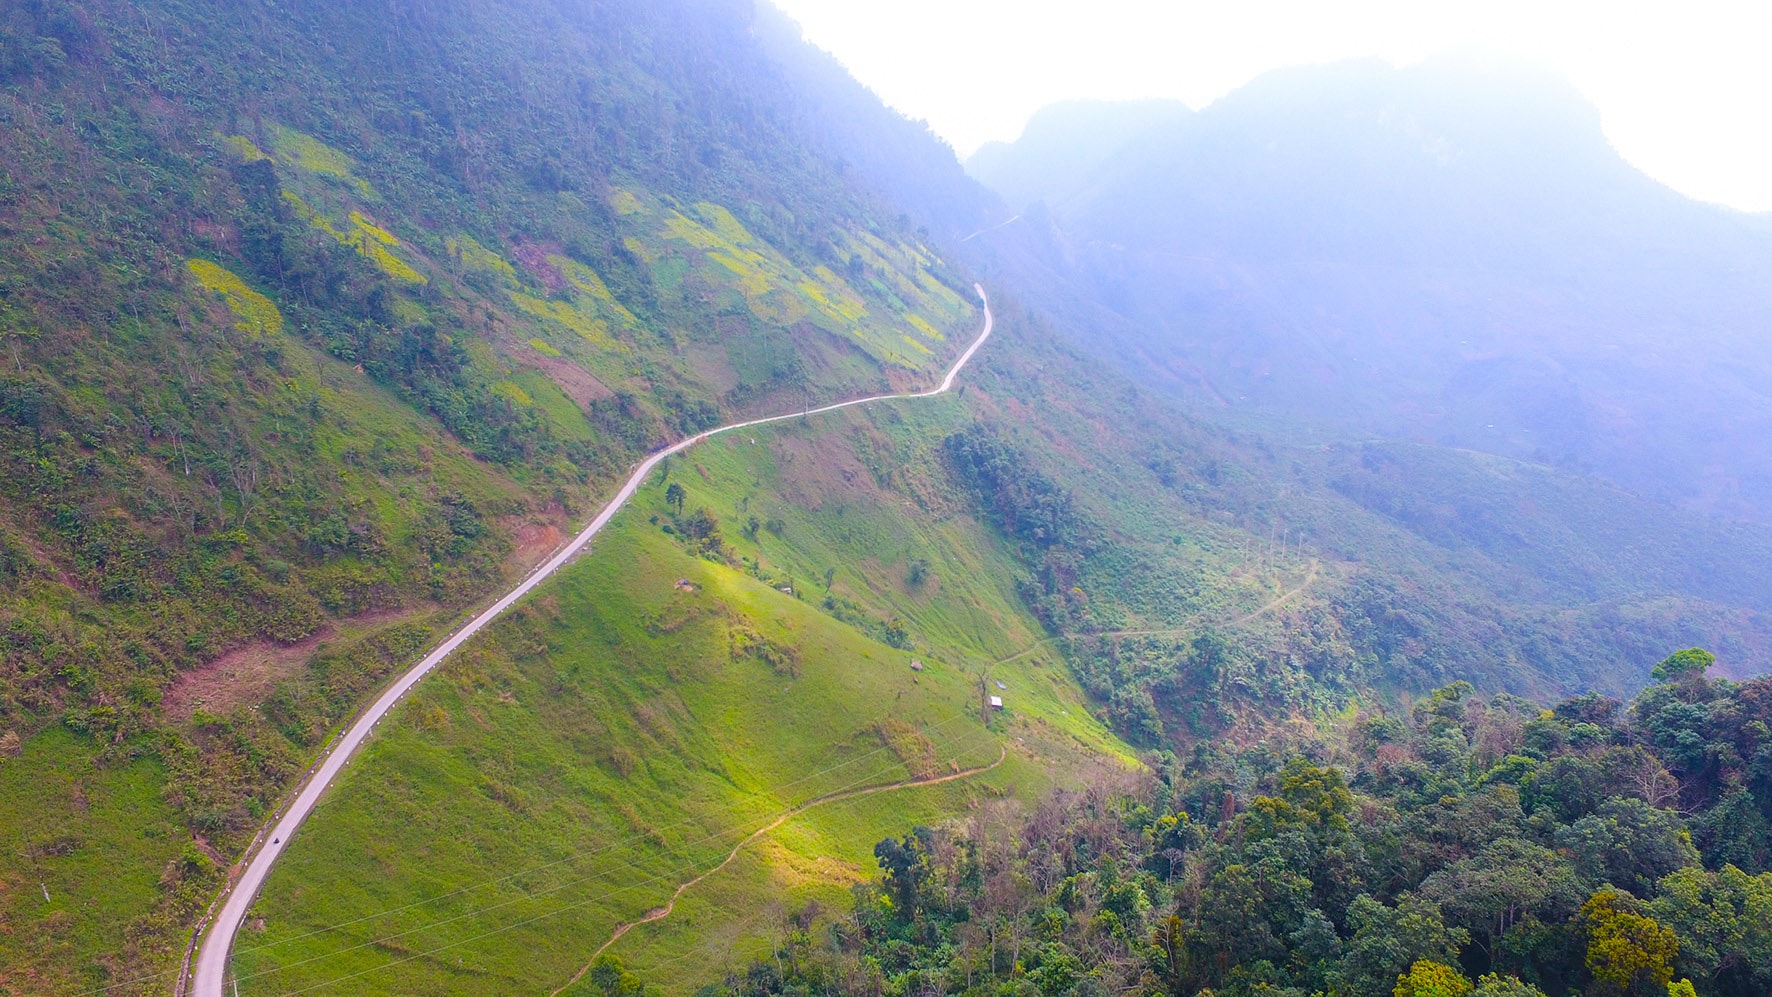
[0,0,985,990]
[227,387,1129,995]
[966,56,1772,521]
[5,3,1772,995]
[0,0,985,724]
[225,294,1772,995]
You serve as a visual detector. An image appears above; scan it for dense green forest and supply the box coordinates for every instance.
[684,653,1772,997]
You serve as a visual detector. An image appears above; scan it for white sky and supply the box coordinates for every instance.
[767,0,1772,214]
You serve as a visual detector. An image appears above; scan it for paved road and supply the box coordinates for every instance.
[189,286,993,996]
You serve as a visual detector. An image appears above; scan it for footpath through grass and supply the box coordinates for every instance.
[229,400,1130,995]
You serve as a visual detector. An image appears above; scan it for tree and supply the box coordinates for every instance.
[664,481,686,514]
[1471,975,1549,997]
[1418,838,1586,957]
[1650,864,1772,997]
[583,954,646,997]
[1581,889,1679,997]
[1692,791,1772,873]
[1557,797,1700,896]
[1241,757,1354,842]
[677,508,717,539]
[874,828,933,917]
[1395,960,1473,997]
[1653,649,1716,684]
[1152,914,1190,990]
[1339,895,1471,997]
[1195,856,1315,971]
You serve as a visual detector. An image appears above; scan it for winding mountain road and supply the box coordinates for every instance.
[187,286,992,997]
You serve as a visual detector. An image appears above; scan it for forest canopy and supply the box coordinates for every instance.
[697,657,1772,997]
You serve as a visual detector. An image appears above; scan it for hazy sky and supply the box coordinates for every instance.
[768,0,1772,214]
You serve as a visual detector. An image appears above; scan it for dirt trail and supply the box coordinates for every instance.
[1231,558,1320,625]
[549,744,1008,996]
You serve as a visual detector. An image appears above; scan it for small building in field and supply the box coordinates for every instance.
[989,696,1004,711]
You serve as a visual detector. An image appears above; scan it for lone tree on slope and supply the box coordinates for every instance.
[1652,648,1715,684]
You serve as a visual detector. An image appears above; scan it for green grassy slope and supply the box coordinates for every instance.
[0,729,192,990]
[229,397,1129,995]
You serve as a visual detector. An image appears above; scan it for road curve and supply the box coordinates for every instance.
[189,286,993,996]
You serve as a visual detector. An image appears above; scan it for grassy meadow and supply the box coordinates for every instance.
[0,730,196,993]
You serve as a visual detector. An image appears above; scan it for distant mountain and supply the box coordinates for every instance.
[966,98,1191,213]
[968,56,1772,520]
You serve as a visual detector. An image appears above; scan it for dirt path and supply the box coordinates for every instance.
[1231,558,1320,625]
[548,744,1008,996]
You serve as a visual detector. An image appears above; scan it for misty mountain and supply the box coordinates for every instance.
[968,56,1772,520]
[966,98,1190,214]
[751,5,1006,241]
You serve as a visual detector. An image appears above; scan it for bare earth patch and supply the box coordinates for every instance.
[768,430,884,509]
[505,514,570,577]
[682,341,741,396]
[528,352,615,405]
[161,608,419,722]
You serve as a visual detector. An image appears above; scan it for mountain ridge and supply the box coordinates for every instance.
[965,57,1772,520]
